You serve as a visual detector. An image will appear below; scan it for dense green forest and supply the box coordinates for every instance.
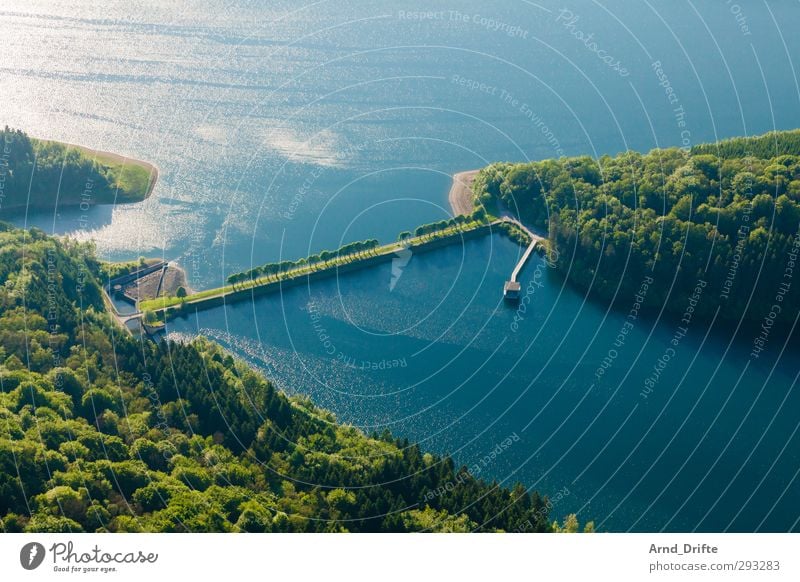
[474,129,800,326]
[0,223,570,533]
[0,128,155,213]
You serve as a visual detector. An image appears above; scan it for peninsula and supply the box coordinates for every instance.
[472,128,800,326]
[0,127,157,213]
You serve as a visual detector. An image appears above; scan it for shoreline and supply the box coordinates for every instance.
[35,136,160,200]
[165,260,192,295]
[448,169,480,216]
[73,142,159,199]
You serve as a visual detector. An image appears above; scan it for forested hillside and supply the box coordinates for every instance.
[474,130,800,326]
[0,128,155,213]
[0,223,560,533]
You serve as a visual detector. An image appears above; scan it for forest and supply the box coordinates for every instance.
[0,223,579,533]
[473,129,800,327]
[0,127,154,213]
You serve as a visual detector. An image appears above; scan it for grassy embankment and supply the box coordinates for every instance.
[140,213,494,315]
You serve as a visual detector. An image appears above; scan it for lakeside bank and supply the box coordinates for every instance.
[448,169,479,216]
[61,139,159,200]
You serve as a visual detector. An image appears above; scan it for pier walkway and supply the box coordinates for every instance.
[501,217,546,300]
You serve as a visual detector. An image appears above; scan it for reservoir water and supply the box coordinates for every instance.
[3,0,799,531]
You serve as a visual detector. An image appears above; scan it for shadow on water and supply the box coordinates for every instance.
[2,202,115,235]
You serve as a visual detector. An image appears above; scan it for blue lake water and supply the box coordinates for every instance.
[3,0,799,531]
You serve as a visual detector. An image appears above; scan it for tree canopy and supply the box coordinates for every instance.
[474,129,800,326]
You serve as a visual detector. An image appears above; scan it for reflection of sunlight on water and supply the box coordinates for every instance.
[263,127,349,168]
[193,124,230,146]
[78,200,199,256]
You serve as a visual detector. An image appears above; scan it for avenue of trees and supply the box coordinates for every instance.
[227,209,493,290]
[227,239,381,287]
